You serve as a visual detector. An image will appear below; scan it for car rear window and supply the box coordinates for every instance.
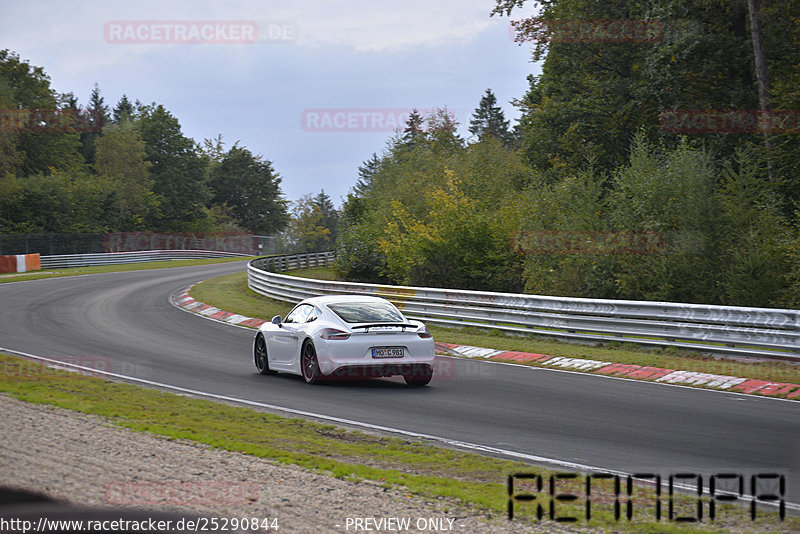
[328,301,404,324]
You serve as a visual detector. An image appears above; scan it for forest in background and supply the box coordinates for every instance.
[2,0,799,309]
[0,49,289,237]
[336,0,800,308]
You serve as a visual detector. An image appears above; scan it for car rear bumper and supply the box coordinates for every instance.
[315,336,435,377]
[327,362,433,380]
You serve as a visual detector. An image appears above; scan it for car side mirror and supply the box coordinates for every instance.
[271,315,283,327]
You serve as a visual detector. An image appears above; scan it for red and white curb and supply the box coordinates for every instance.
[172,286,800,400]
[435,342,800,400]
[172,286,265,328]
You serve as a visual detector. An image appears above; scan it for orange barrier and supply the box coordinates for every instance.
[25,253,41,271]
[0,253,41,273]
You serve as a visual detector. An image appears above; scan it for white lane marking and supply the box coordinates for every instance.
[1,345,797,513]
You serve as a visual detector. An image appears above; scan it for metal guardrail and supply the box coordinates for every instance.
[255,251,337,273]
[41,250,250,269]
[248,253,800,361]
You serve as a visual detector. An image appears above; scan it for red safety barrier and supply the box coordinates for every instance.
[0,253,41,273]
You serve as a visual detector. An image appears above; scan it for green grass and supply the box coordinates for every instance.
[283,266,341,280]
[187,267,342,322]
[0,256,256,284]
[2,352,793,532]
[190,271,293,320]
[190,270,800,386]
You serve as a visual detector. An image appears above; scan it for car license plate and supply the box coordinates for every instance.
[372,347,404,358]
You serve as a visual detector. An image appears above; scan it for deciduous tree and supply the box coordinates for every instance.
[207,145,288,234]
[94,121,157,229]
[135,104,211,230]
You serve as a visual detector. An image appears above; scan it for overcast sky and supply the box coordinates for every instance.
[2,0,542,207]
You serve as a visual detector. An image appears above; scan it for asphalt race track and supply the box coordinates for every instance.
[1,262,799,505]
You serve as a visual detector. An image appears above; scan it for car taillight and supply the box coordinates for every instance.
[319,328,351,340]
[417,326,432,339]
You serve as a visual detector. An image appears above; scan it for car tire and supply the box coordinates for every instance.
[254,334,277,375]
[404,366,433,387]
[301,340,324,384]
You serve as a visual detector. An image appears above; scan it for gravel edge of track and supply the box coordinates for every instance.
[0,394,592,533]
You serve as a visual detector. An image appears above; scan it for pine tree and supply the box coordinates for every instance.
[400,109,426,149]
[60,92,79,110]
[80,83,110,164]
[88,83,109,129]
[113,94,135,123]
[354,153,381,196]
[469,89,511,145]
[313,189,339,245]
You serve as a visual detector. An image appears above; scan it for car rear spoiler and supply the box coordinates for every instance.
[350,322,418,332]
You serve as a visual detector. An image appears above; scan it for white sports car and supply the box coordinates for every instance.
[253,295,435,386]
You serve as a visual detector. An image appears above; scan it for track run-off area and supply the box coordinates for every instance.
[1,261,798,508]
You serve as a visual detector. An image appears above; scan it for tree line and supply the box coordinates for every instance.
[4,0,799,310]
[335,0,800,309]
[0,49,289,236]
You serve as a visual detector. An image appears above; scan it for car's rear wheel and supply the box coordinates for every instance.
[403,365,433,387]
[254,334,277,375]
[301,340,324,384]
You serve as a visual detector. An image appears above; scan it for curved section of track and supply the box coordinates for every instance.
[1,262,798,502]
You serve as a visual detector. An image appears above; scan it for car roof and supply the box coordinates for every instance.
[300,295,393,306]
